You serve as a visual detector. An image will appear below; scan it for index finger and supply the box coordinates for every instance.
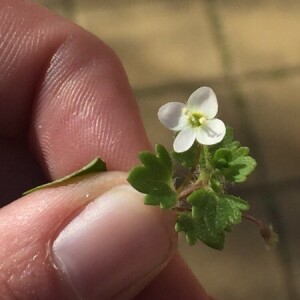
[0,0,151,178]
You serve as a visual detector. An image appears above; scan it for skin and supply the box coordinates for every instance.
[0,1,211,299]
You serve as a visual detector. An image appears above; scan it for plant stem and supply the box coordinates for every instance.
[243,214,278,246]
[176,168,196,195]
[172,206,192,213]
[201,145,213,185]
[203,145,212,168]
[178,182,203,200]
[242,214,263,228]
[176,144,202,195]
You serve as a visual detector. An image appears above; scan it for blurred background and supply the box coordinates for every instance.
[33,1,300,299]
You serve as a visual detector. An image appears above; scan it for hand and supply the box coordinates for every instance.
[0,1,211,299]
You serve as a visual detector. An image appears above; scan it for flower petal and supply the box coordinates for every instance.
[187,87,218,119]
[195,118,226,145]
[173,126,196,153]
[158,102,188,131]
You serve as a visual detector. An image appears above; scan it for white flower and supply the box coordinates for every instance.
[158,86,226,153]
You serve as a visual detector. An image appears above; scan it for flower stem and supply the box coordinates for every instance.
[178,182,203,201]
[242,214,263,228]
[176,144,202,195]
[243,214,278,246]
[201,145,214,184]
[203,145,212,168]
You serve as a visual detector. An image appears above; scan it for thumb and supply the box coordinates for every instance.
[0,172,177,300]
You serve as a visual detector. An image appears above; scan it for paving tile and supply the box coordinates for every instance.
[32,0,75,18]
[240,76,300,184]
[277,185,300,299]
[74,1,223,88]
[217,1,300,75]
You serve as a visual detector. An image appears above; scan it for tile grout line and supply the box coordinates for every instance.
[133,62,300,99]
[204,0,297,299]
[41,0,77,20]
[62,0,76,20]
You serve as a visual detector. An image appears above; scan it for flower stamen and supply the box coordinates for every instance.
[182,107,188,115]
[187,111,203,128]
[199,116,206,125]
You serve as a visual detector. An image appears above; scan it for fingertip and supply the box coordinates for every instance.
[135,252,210,300]
[0,173,177,299]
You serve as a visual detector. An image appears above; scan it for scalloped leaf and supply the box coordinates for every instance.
[127,144,176,209]
[212,138,257,183]
[175,189,249,249]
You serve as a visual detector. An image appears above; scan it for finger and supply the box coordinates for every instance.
[0,173,177,300]
[135,252,211,300]
[0,0,151,178]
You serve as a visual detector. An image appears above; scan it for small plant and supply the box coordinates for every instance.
[128,87,277,249]
[25,86,278,249]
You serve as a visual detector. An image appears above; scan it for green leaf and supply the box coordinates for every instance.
[175,188,250,249]
[217,194,250,225]
[188,189,215,219]
[227,195,250,210]
[210,175,224,193]
[175,214,199,245]
[228,156,257,182]
[175,213,225,249]
[211,133,257,183]
[188,189,230,231]
[23,157,107,195]
[172,142,200,168]
[186,189,227,248]
[127,144,177,209]
[197,221,225,250]
[139,145,172,181]
[236,146,249,157]
[213,149,232,168]
[144,182,177,209]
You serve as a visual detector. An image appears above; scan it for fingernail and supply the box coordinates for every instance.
[52,185,177,299]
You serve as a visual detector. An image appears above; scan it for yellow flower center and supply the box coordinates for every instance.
[183,108,206,128]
